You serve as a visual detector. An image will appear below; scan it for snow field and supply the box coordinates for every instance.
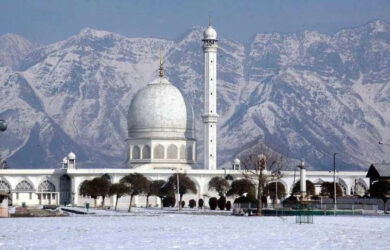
[1,213,389,250]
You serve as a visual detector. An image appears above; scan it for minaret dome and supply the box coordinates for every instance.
[203,26,217,40]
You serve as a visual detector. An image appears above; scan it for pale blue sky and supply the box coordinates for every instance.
[0,0,389,44]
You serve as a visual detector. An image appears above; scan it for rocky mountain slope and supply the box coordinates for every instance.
[0,33,35,69]
[0,21,389,170]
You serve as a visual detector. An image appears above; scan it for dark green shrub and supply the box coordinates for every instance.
[198,198,204,208]
[209,197,218,210]
[218,196,226,210]
[282,195,299,208]
[234,193,258,204]
[189,199,196,208]
[162,196,176,207]
[226,201,232,210]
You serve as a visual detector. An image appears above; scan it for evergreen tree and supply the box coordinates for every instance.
[120,173,150,212]
[167,173,197,210]
[149,180,168,208]
[109,183,129,210]
[208,177,230,197]
[370,181,390,213]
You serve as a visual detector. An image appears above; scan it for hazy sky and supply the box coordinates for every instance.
[1,0,389,44]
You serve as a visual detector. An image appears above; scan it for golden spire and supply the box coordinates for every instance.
[159,51,164,77]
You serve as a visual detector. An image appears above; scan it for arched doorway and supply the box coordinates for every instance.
[292,180,316,196]
[0,179,12,206]
[102,174,111,182]
[38,180,56,205]
[60,175,71,205]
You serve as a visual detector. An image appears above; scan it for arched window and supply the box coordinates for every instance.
[355,182,367,197]
[167,144,178,159]
[339,182,347,196]
[187,145,193,161]
[38,180,56,192]
[15,180,34,191]
[154,144,164,159]
[180,145,186,160]
[0,179,11,192]
[142,145,151,159]
[132,146,141,159]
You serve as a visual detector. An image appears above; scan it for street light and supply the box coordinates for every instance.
[271,170,282,202]
[172,168,182,211]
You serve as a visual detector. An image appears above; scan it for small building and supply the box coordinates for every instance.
[366,163,390,188]
[0,192,10,217]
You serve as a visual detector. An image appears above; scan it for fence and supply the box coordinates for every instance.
[312,198,381,211]
[233,198,382,216]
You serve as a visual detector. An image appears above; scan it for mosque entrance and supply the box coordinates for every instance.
[59,175,71,205]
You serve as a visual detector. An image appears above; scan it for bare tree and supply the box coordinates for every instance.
[240,143,286,216]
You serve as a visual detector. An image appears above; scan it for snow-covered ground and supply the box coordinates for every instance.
[1,211,389,249]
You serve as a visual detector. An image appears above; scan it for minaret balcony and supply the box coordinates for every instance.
[201,114,219,123]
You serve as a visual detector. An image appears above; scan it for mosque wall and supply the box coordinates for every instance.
[0,168,369,208]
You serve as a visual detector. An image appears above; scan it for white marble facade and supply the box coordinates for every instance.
[0,167,369,208]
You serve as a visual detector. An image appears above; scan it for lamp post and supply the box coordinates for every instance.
[177,172,180,211]
[172,168,182,211]
[271,171,282,203]
[271,170,282,216]
[333,153,337,216]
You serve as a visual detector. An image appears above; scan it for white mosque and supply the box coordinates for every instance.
[0,25,369,208]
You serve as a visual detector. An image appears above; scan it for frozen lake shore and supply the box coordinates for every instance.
[1,211,389,249]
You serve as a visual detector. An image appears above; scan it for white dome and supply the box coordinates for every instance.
[127,77,194,139]
[204,26,217,40]
[68,152,76,160]
[62,157,68,164]
[234,158,240,165]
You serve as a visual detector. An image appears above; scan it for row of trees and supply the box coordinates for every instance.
[80,173,197,212]
[79,140,390,214]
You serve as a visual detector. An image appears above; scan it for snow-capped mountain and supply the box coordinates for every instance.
[0,33,35,69]
[0,20,389,170]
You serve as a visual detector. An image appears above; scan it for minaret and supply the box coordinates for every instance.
[202,23,218,170]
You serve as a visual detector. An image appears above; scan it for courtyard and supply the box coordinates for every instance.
[1,210,389,249]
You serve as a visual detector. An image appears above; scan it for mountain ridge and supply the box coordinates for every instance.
[0,20,389,170]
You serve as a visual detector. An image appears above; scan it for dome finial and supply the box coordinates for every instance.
[159,51,164,77]
[208,16,211,27]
